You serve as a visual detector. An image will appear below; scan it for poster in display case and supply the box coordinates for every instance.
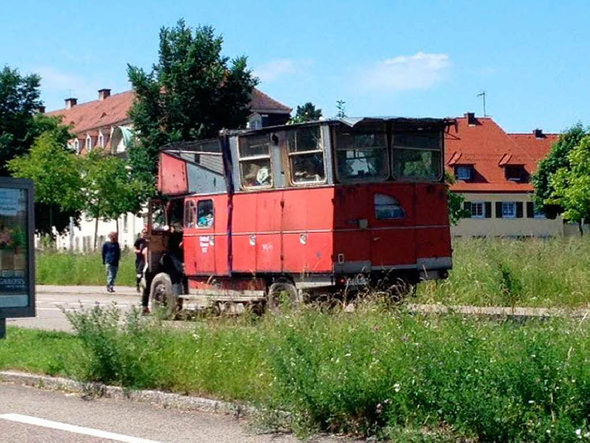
[0,178,35,338]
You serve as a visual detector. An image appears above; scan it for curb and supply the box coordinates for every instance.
[0,370,256,418]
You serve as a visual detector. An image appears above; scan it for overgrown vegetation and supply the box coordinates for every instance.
[419,237,590,307]
[4,305,590,441]
[36,250,136,286]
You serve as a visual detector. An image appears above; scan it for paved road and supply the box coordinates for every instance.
[8,286,142,332]
[0,382,311,442]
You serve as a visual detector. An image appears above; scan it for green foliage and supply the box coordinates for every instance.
[7,306,590,440]
[335,99,346,118]
[419,237,590,308]
[289,102,322,124]
[548,135,590,225]
[445,172,470,225]
[0,66,42,175]
[81,149,147,222]
[533,124,589,218]
[128,19,258,176]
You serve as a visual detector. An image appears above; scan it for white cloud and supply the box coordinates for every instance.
[360,52,451,91]
[254,59,300,82]
[37,67,95,97]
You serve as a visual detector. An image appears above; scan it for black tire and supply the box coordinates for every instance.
[267,280,301,312]
[149,272,180,319]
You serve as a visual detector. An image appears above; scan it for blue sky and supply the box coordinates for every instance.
[1,0,588,133]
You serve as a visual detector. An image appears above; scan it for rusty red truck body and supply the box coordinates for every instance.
[146,117,454,310]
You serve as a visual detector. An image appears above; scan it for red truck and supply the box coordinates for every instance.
[144,117,454,314]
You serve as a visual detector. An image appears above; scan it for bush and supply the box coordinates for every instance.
[50,302,590,440]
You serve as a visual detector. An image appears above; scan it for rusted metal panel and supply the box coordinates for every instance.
[158,152,188,195]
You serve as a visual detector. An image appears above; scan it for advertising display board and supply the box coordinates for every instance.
[0,178,35,338]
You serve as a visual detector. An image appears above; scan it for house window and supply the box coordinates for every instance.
[456,166,472,180]
[287,126,325,184]
[471,202,485,218]
[374,194,405,220]
[85,135,92,151]
[74,139,80,154]
[197,200,214,228]
[505,165,524,181]
[98,133,104,148]
[239,134,273,189]
[502,202,516,218]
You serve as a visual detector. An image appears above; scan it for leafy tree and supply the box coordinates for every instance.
[532,124,589,218]
[127,19,258,180]
[548,135,590,235]
[290,102,322,123]
[0,66,46,174]
[81,149,148,248]
[8,131,83,236]
[445,172,470,225]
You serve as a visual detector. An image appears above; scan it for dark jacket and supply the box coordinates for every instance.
[102,241,121,266]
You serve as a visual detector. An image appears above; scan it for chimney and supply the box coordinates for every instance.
[37,105,46,114]
[98,88,111,101]
[464,112,477,126]
[65,97,77,109]
[533,128,544,138]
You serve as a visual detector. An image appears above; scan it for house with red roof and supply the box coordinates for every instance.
[46,87,291,251]
[446,112,564,237]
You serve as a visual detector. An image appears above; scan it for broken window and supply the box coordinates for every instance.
[393,131,442,181]
[335,128,388,182]
[238,134,273,188]
[287,126,325,184]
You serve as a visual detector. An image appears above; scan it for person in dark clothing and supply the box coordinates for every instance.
[102,232,121,293]
[134,228,148,292]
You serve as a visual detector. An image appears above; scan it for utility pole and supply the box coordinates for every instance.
[477,91,487,117]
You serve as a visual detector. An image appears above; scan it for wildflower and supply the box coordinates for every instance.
[528,400,535,404]
[394,383,401,393]
[575,429,581,438]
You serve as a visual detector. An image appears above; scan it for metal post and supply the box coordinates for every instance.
[0,318,5,339]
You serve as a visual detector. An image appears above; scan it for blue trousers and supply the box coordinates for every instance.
[106,264,118,288]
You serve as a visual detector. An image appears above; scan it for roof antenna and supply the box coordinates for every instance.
[477,90,487,117]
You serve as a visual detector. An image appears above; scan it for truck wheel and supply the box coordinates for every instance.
[267,280,301,312]
[149,272,179,319]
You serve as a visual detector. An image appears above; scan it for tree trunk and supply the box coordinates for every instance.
[94,217,99,250]
[579,220,584,237]
[49,205,54,240]
[116,218,119,235]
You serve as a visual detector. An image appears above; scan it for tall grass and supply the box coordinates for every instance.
[36,251,136,286]
[5,303,577,440]
[419,236,590,307]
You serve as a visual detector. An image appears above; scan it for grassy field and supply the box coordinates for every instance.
[35,237,590,308]
[3,304,590,440]
[36,250,136,286]
[419,237,590,308]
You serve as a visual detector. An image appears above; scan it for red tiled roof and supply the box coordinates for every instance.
[445,116,559,193]
[47,88,291,135]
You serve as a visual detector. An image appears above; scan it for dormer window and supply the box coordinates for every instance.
[455,165,472,180]
[505,165,526,182]
[85,134,92,151]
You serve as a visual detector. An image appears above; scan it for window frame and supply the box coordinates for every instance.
[455,165,472,180]
[184,200,197,229]
[502,201,517,219]
[85,134,92,151]
[238,134,274,190]
[196,199,214,229]
[333,126,390,183]
[286,126,327,186]
[471,201,485,219]
[391,131,444,182]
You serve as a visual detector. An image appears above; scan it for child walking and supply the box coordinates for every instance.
[102,232,121,293]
